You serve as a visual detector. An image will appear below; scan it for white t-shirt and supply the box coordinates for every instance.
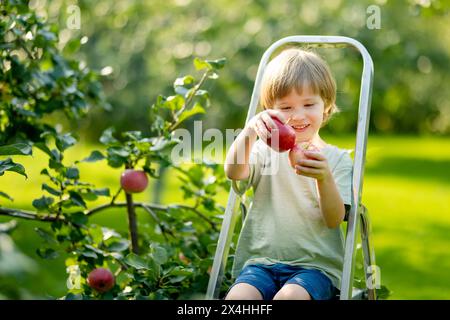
[231,139,353,289]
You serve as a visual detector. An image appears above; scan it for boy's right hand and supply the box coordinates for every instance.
[246,109,288,142]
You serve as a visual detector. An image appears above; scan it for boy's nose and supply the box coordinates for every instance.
[290,109,306,121]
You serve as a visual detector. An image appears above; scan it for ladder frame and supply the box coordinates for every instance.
[205,35,375,300]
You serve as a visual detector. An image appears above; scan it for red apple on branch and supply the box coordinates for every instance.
[265,116,296,152]
[87,268,115,293]
[120,169,148,193]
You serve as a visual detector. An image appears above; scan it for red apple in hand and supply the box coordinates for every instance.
[288,142,319,169]
[87,268,115,293]
[120,169,148,193]
[265,116,296,152]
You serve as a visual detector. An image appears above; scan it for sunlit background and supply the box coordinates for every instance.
[1,0,449,299]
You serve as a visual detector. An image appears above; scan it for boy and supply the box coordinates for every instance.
[224,48,353,300]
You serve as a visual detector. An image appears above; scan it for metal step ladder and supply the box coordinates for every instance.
[206,35,377,300]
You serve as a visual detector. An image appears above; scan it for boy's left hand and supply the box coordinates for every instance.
[294,150,332,181]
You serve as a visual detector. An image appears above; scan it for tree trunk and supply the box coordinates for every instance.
[125,192,139,254]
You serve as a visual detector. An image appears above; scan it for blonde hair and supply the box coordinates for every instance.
[260,47,339,125]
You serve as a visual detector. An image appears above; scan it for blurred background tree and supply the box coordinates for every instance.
[29,0,449,140]
[2,0,450,300]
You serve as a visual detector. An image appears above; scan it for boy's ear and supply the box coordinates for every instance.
[322,103,336,124]
[323,105,332,117]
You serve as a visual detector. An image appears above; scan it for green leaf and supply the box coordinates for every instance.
[0,191,13,201]
[149,244,168,265]
[65,167,80,180]
[56,133,77,152]
[80,190,97,201]
[106,154,127,168]
[89,225,104,244]
[0,143,32,156]
[193,57,212,71]
[167,275,188,284]
[79,250,97,259]
[180,221,195,233]
[195,89,209,98]
[107,240,130,252]
[107,146,130,157]
[50,149,62,162]
[206,58,226,70]
[164,95,185,111]
[40,169,59,185]
[69,212,88,225]
[174,75,195,95]
[202,198,215,211]
[193,57,226,71]
[79,150,105,163]
[101,227,121,241]
[64,293,83,300]
[32,196,54,211]
[69,191,87,208]
[208,72,219,79]
[174,75,195,88]
[100,127,118,145]
[92,188,110,197]
[143,166,158,178]
[176,102,205,125]
[150,138,179,152]
[36,248,59,259]
[42,183,62,196]
[35,227,58,244]
[376,285,392,300]
[109,252,124,261]
[166,266,194,277]
[124,253,149,270]
[0,158,27,178]
[195,89,211,108]
[122,131,143,141]
[49,158,64,171]
[37,29,57,42]
[146,259,161,281]
[84,244,105,256]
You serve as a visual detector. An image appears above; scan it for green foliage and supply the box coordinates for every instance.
[1,0,231,300]
[1,1,230,299]
[0,220,38,299]
[0,0,109,147]
[27,0,450,137]
[0,0,107,205]
[26,57,229,299]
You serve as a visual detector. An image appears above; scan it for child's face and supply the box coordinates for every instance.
[273,87,326,143]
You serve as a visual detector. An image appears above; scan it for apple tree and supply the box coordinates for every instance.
[1,0,233,300]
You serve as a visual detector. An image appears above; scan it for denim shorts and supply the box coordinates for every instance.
[228,263,338,300]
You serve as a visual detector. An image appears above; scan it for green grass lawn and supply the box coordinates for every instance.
[1,135,449,299]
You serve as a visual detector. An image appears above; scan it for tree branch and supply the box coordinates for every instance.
[0,207,59,222]
[169,70,210,131]
[0,202,219,231]
[171,204,218,232]
[141,204,175,242]
[125,193,139,254]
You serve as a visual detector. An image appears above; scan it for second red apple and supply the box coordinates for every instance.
[288,142,319,169]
